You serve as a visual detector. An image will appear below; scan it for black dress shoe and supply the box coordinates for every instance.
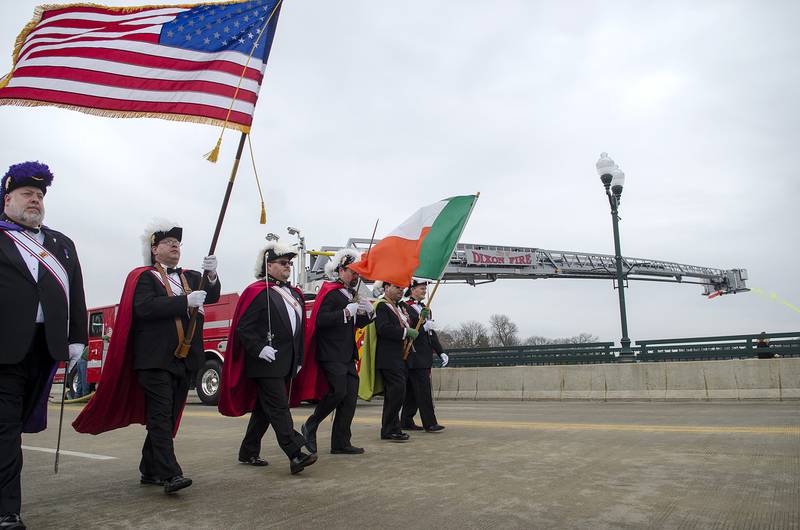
[238,456,269,466]
[331,445,365,455]
[301,422,317,454]
[163,475,192,494]
[425,424,445,432]
[381,432,410,442]
[140,474,165,486]
[0,514,25,529]
[401,422,424,431]
[290,451,318,475]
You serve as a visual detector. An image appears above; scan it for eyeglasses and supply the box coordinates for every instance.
[158,238,182,247]
[274,260,292,266]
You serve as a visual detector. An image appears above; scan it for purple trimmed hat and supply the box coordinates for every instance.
[1,161,54,202]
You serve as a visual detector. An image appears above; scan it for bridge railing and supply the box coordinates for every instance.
[443,341,617,367]
[442,332,800,367]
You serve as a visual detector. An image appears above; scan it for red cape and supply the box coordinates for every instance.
[217,281,265,416]
[288,281,344,407]
[218,280,306,416]
[72,267,185,437]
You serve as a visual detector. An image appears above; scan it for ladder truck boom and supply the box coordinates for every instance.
[305,238,748,296]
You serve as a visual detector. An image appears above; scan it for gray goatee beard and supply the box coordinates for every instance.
[7,205,44,228]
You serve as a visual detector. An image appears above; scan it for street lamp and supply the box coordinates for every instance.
[595,152,634,361]
[287,226,307,287]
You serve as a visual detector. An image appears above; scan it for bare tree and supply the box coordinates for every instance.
[453,320,490,348]
[553,332,600,344]
[436,326,456,349]
[524,333,598,345]
[488,314,520,347]
[525,335,552,346]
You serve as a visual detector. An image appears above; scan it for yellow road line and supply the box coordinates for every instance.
[55,405,798,435]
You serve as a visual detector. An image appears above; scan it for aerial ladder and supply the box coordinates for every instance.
[296,238,749,297]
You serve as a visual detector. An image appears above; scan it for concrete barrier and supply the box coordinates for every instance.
[434,358,800,401]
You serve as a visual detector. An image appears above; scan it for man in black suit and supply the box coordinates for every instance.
[374,281,418,442]
[0,161,87,529]
[236,241,316,474]
[133,220,220,494]
[401,280,447,432]
[301,249,373,455]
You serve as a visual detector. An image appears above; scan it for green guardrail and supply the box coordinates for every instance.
[441,332,800,367]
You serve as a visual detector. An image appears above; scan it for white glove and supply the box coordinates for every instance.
[296,365,302,375]
[440,352,449,367]
[424,319,438,332]
[358,299,374,314]
[259,345,277,362]
[68,343,84,371]
[345,302,359,319]
[202,255,218,272]
[187,290,207,308]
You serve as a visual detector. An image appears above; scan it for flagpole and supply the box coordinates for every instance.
[176,131,248,358]
[353,218,379,301]
[403,192,480,360]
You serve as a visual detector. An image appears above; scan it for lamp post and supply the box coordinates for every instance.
[287,226,306,288]
[596,153,634,361]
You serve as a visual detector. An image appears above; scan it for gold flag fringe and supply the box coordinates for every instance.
[0,98,251,133]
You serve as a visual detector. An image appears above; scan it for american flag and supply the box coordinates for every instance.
[0,0,283,131]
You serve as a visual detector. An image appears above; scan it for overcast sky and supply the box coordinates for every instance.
[2,0,798,344]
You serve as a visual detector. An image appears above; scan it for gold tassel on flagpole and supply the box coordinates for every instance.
[248,134,268,224]
[204,136,222,163]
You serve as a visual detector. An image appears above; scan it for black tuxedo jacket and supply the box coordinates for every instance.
[374,301,409,371]
[0,226,88,364]
[401,301,444,370]
[238,285,305,379]
[315,287,372,364]
[131,269,221,374]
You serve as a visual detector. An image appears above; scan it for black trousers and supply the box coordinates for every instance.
[239,377,305,461]
[378,368,407,437]
[305,361,358,450]
[0,326,52,515]
[136,369,189,480]
[401,368,438,429]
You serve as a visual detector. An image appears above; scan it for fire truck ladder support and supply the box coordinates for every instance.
[306,239,749,296]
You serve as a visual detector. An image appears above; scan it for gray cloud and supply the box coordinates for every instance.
[1,0,797,343]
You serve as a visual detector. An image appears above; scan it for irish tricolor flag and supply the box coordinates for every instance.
[350,194,479,286]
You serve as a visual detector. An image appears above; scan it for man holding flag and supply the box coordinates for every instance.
[295,249,373,455]
[401,279,447,433]
[73,220,220,495]
[0,162,87,528]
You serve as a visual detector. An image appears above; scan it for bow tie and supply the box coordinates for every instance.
[167,267,182,275]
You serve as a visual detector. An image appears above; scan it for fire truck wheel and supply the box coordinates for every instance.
[196,358,222,406]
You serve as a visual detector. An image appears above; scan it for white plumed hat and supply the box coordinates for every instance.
[254,241,297,279]
[324,248,361,280]
[141,218,181,265]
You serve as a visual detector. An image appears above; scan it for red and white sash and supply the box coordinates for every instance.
[271,285,303,320]
[4,230,70,306]
[383,300,410,328]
